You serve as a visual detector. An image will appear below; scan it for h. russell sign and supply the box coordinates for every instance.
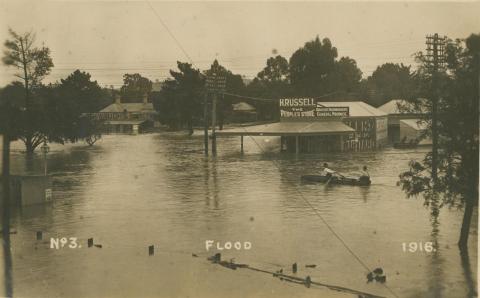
[279,98,349,119]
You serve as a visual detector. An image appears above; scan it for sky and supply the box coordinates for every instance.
[0,0,479,88]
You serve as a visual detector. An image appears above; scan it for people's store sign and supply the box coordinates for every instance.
[279,98,349,119]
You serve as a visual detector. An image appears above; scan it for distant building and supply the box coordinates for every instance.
[399,119,431,145]
[378,99,427,143]
[231,102,257,123]
[151,80,163,92]
[89,94,158,134]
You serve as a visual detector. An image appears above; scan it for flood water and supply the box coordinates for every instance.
[0,132,477,298]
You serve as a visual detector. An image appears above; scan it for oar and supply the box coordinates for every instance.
[325,175,333,186]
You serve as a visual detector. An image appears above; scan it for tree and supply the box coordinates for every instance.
[289,36,362,97]
[78,116,103,146]
[2,29,54,153]
[204,60,246,129]
[246,55,291,121]
[55,70,111,145]
[398,34,479,249]
[58,70,112,113]
[153,62,204,133]
[331,57,362,91]
[120,73,152,103]
[365,63,414,107]
[289,36,337,96]
[257,55,289,83]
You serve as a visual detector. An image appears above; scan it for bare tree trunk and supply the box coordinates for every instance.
[2,134,13,297]
[458,198,474,249]
[25,135,34,155]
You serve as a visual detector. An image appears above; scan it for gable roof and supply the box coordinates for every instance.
[318,101,387,117]
[232,102,256,112]
[99,102,155,113]
[378,99,427,115]
[400,119,429,130]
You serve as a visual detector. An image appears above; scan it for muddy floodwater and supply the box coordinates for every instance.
[1,133,477,298]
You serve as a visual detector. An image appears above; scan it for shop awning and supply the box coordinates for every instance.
[216,121,355,136]
[104,120,147,125]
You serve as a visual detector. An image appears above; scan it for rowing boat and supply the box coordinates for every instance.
[301,174,371,186]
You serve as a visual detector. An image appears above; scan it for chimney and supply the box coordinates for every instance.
[143,93,149,104]
[115,94,121,104]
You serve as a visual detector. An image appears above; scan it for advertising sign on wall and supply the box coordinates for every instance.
[279,98,349,119]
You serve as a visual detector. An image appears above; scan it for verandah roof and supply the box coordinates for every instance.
[216,121,355,136]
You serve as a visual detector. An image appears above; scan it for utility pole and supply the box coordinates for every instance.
[206,65,226,156]
[203,93,209,156]
[1,133,13,297]
[426,33,446,187]
[211,92,217,155]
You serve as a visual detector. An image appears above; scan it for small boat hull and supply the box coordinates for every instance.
[393,142,418,149]
[301,174,371,186]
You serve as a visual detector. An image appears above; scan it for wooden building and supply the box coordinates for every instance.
[378,99,426,143]
[230,102,257,123]
[217,99,388,153]
[88,94,157,134]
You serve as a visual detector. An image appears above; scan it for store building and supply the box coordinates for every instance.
[217,98,388,153]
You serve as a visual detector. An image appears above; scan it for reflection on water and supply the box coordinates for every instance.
[0,133,477,298]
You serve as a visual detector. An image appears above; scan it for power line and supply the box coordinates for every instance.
[146,1,194,65]
[240,133,400,298]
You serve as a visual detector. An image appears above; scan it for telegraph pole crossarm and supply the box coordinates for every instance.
[206,65,226,156]
[425,33,447,188]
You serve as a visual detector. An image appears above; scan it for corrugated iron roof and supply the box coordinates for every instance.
[400,119,428,130]
[216,121,355,136]
[232,102,256,111]
[318,101,387,117]
[100,103,155,113]
[104,120,148,125]
[378,99,427,114]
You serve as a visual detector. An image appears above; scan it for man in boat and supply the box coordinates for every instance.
[359,166,370,184]
[360,166,369,177]
[322,163,336,178]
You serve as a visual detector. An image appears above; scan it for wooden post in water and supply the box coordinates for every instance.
[295,136,299,155]
[203,93,209,156]
[240,135,244,154]
[211,92,217,155]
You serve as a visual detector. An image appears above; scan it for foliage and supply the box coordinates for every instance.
[2,29,54,90]
[398,34,479,247]
[257,55,289,83]
[288,36,362,97]
[364,63,414,107]
[120,73,152,103]
[246,55,291,121]
[58,70,112,113]
[153,62,205,132]
[1,29,54,153]
[78,117,103,146]
[204,60,246,129]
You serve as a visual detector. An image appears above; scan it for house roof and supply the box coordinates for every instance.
[105,120,148,125]
[99,103,155,113]
[232,102,256,112]
[400,119,429,131]
[318,101,387,117]
[216,121,355,136]
[378,99,427,115]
